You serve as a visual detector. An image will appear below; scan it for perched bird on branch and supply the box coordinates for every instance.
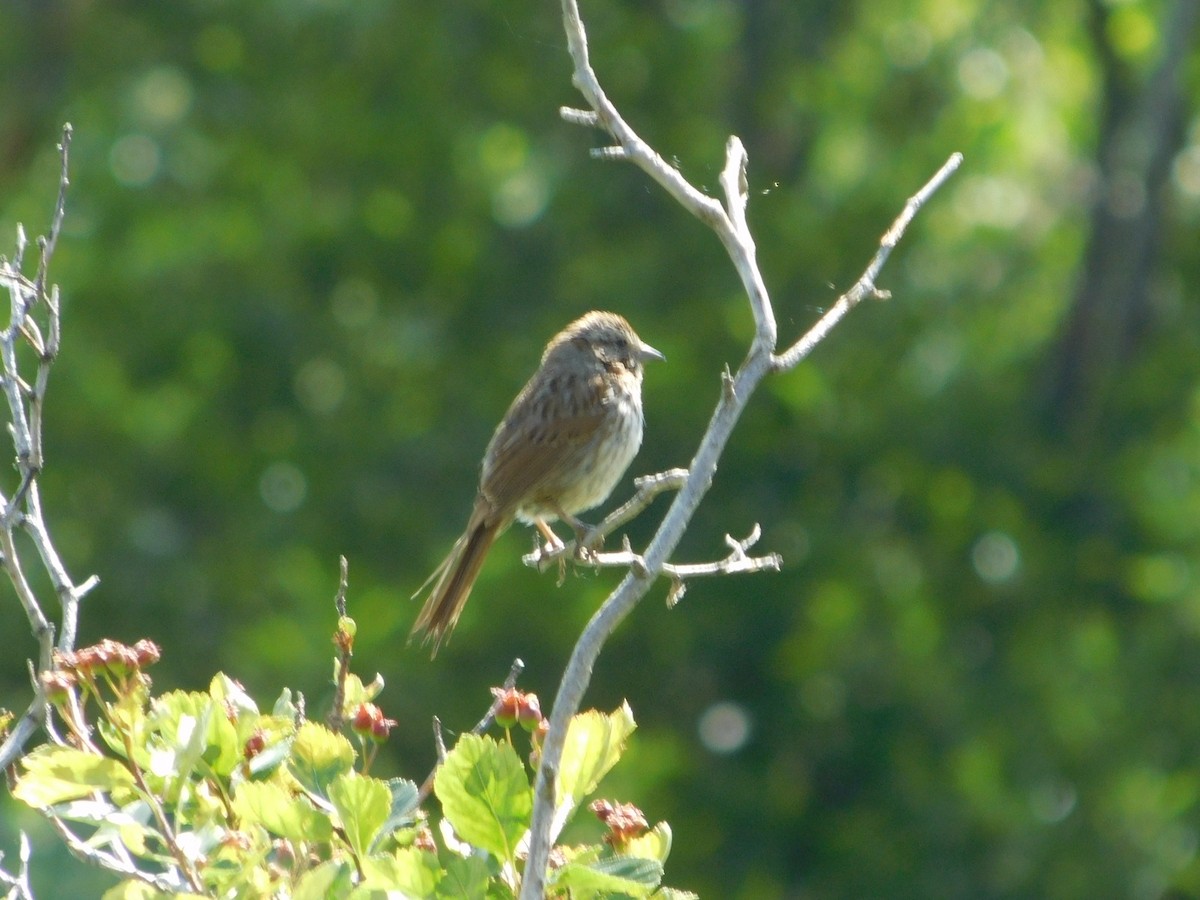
[411,311,662,654]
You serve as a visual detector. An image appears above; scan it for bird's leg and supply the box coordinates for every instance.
[533,517,570,585]
[552,505,603,559]
[534,517,565,553]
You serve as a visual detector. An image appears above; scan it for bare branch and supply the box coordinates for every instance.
[522,468,688,571]
[518,8,960,896]
[0,124,99,773]
[664,524,781,581]
[557,1,728,233]
[0,832,35,900]
[772,152,964,373]
[527,523,780,602]
[33,125,72,303]
[46,815,180,893]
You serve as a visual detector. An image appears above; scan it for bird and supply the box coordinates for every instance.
[411,311,663,654]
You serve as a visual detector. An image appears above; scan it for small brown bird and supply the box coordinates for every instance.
[411,311,663,654]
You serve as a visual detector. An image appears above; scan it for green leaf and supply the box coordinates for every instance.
[294,860,356,900]
[101,882,208,900]
[346,888,396,900]
[210,673,290,753]
[550,856,663,897]
[328,771,392,859]
[115,818,153,856]
[289,720,356,801]
[362,847,441,895]
[209,672,260,720]
[243,730,294,780]
[434,733,532,862]
[557,703,637,812]
[273,687,299,719]
[435,854,490,900]
[100,882,165,900]
[652,888,700,899]
[104,681,152,751]
[233,779,333,842]
[149,690,240,780]
[73,800,158,858]
[52,798,122,825]
[334,668,384,718]
[12,746,135,808]
[371,778,421,851]
[624,821,673,863]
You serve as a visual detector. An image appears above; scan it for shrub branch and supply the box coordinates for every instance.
[0,124,99,774]
[517,5,962,896]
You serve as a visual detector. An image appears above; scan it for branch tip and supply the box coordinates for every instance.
[560,106,600,127]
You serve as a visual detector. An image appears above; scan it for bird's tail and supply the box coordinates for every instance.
[410,512,501,656]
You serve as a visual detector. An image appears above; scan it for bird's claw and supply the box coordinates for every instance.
[573,525,603,561]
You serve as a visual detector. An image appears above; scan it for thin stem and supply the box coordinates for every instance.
[120,729,204,893]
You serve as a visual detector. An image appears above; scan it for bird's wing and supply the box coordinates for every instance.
[480,372,607,512]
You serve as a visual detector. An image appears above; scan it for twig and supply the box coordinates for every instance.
[0,124,96,774]
[46,815,179,893]
[518,6,960,896]
[522,467,688,571]
[527,524,779,595]
[327,556,353,731]
[416,657,524,803]
[0,832,34,900]
[771,152,964,373]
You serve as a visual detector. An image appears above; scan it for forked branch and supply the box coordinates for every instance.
[517,6,961,897]
[0,124,99,774]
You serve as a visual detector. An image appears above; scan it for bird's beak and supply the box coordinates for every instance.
[639,342,665,363]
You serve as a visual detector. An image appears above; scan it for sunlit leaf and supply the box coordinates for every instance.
[361,847,440,895]
[12,746,135,808]
[293,860,355,900]
[288,721,356,801]
[435,854,490,900]
[328,771,392,859]
[233,779,332,843]
[625,821,673,863]
[557,702,637,812]
[370,777,421,851]
[550,855,663,896]
[434,733,531,862]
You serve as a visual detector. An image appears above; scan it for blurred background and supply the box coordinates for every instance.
[2,0,1199,896]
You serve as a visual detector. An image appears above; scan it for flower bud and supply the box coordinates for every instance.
[517,693,542,732]
[40,669,75,703]
[351,703,396,743]
[413,828,437,853]
[490,687,521,729]
[132,639,161,668]
[590,799,648,846]
[244,729,267,760]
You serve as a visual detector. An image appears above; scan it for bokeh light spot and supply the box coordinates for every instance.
[132,67,193,126]
[972,531,1020,584]
[957,47,1009,100]
[295,358,347,415]
[110,134,161,187]
[697,701,753,754]
[260,462,307,513]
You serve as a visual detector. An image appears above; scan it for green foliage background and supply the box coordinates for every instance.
[2,0,1199,896]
